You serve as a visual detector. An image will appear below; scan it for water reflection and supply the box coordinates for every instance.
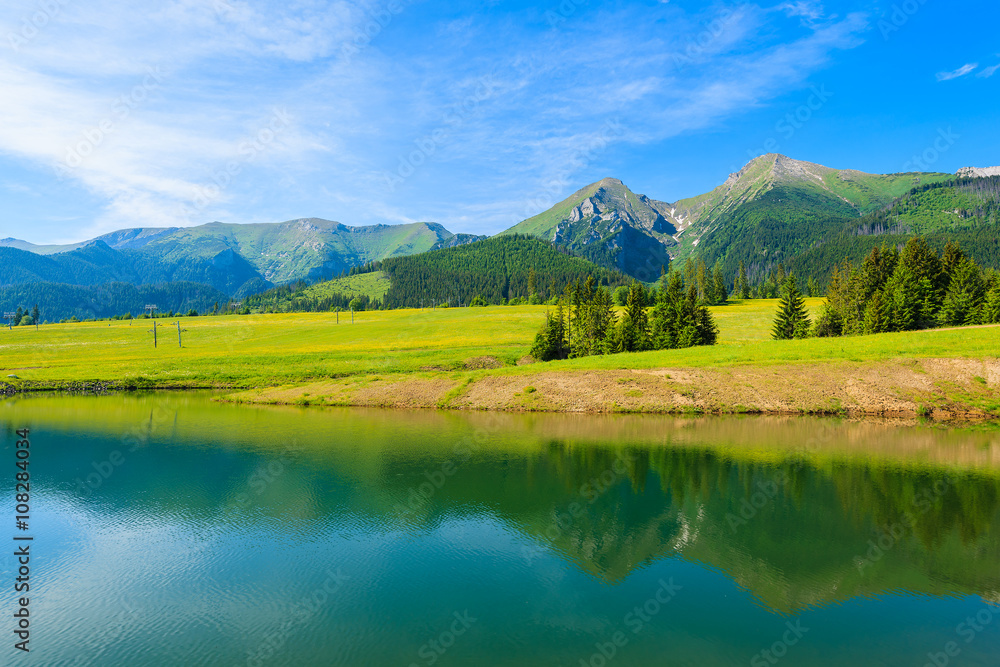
[2,393,999,665]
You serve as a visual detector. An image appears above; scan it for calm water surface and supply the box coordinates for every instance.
[2,392,999,666]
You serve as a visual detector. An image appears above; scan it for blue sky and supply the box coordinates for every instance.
[0,0,997,244]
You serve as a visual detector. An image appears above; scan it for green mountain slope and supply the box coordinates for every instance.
[0,220,484,305]
[785,175,1000,283]
[671,155,953,277]
[0,281,230,322]
[0,242,266,297]
[376,235,631,308]
[250,235,632,311]
[503,178,676,281]
[83,219,484,284]
[502,155,955,282]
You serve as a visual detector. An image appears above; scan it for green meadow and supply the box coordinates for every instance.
[1,298,998,392]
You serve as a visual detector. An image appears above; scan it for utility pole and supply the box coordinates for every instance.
[3,312,14,330]
[145,304,158,347]
[175,321,183,348]
[351,307,354,324]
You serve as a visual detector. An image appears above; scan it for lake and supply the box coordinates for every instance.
[2,392,999,666]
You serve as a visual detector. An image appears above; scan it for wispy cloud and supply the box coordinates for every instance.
[936,63,978,81]
[780,1,825,22]
[977,64,1000,79]
[0,0,873,241]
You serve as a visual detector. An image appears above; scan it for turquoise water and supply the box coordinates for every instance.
[1,393,999,666]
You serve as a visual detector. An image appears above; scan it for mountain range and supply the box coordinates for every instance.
[3,154,998,319]
[504,154,970,280]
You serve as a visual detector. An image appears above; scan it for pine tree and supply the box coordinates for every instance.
[883,264,919,332]
[812,302,843,337]
[736,261,750,300]
[982,281,1000,324]
[806,277,820,298]
[938,256,986,326]
[772,275,810,340]
[614,282,650,352]
[696,259,708,303]
[31,304,40,325]
[649,271,682,350]
[775,263,786,285]
[711,264,728,305]
[862,290,891,334]
[940,242,966,287]
[530,304,570,361]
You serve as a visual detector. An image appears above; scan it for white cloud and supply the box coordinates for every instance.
[0,1,874,241]
[780,1,825,21]
[936,63,979,81]
[977,64,1000,79]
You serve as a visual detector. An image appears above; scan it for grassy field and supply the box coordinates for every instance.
[1,298,998,394]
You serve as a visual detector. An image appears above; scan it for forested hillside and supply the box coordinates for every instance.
[784,176,1000,285]
[0,281,230,322]
[243,235,633,312]
[375,235,632,308]
[0,242,268,298]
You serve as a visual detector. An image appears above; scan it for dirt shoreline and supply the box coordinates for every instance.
[219,357,1000,422]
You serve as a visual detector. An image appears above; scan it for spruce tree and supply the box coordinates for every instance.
[711,264,728,305]
[772,275,810,340]
[938,256,986,326]
[883,264,919,332]
[696,260,708,303]
[813,302,843,337]
[982,281,1000,324]
[530,304,569,361]
[736,261,750,300]
[614,282,650,352]
[862,289,891,335]
[806,277,820,298]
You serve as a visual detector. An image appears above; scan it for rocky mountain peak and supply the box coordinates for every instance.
[957,166,1000,178]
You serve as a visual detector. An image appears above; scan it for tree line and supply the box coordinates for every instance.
[770,237,1000,339]
[530,271,719,361]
